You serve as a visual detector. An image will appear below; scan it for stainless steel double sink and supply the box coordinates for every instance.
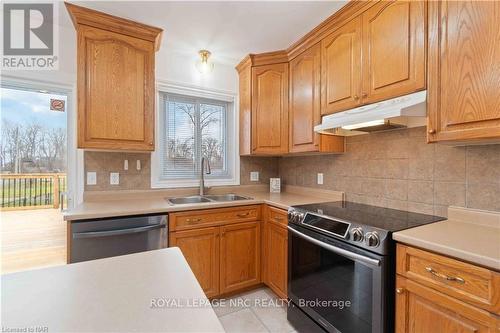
[166,194,252,205]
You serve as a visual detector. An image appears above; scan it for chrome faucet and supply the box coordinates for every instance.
[200,157,211,196]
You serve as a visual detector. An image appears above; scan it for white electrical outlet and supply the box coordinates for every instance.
[317,173,324,185]
[110,172,120,185]
[86,172,97,185]
[250,171,259,182]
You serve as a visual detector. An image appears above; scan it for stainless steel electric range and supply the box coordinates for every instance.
[286,201,446,333]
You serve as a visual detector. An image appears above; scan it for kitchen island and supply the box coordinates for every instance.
[1,248,224,332]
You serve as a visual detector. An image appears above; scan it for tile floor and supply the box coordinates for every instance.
[214,287,296,333]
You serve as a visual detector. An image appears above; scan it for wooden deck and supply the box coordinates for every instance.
[1,209,66,274]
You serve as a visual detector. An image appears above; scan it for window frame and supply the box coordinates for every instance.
[151,81,239,188]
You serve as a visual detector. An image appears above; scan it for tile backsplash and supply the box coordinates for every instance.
[84,127,499,215]
[84,152,278,191]
[84,151,151,191]
[279,127,500,216]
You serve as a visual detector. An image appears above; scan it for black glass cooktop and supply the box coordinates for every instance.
[293,201,446,232]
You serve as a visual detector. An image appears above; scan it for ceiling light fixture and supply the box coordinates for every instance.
[196,49,214,74]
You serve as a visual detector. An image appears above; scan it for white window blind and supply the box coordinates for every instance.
[159,92,230,181]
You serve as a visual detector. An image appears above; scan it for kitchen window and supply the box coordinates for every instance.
[152,88,238,188]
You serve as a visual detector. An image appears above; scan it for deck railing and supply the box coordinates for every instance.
[0,173,66,210]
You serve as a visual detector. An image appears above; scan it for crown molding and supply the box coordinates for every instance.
[65,2,163,51]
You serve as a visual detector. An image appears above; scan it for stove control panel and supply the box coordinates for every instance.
[288,207,389,254]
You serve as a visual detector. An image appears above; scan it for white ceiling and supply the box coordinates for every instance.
[62,1,347,66]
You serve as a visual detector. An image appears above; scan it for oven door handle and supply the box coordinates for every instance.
[287,226,381,267]
[73,224,166,239]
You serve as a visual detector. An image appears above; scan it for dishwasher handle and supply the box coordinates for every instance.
[73,224,166,239]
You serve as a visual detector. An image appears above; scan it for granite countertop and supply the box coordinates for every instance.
[63,185,344,221]
[1,248,224,333]
[393,206,500,271]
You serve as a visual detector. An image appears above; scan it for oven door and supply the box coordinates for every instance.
[288,224,390,333]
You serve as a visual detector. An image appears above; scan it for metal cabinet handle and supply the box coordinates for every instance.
[186,218,202,223]
[362,92,368,98]
[396,288,404,294]
[236,212,250,218]
[73,224,165,239]
[425,267,465,284]
[353,95,359,100]
[274,216,284,221]
[428,129,436,134]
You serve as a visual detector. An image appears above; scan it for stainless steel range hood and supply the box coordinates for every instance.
[315,91,427,136]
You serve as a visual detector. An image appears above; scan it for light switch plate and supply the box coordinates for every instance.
[110,172,120,185]
[124,160,129,170]
[250,171,259,182]
[86,172,97,185]
[317,173,324,185]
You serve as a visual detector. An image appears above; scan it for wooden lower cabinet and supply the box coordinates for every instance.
[263,219,288,299]
[262,206,288,299]
[169,227,220,298]
[170,205,290,299]
[220,221,261,294]
[170,215,261,298]
[396,244,500,333]
[396,276,498,333]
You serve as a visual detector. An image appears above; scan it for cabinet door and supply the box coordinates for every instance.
[238,65,252,156]
[361,0,426,104]
[251,63,289,154]
[78,26,155,150]
[395,276,498,333]
[220,221,261,294]
[321,17,362,115]
[289,44,321,153]
[265,220,288,299]
[427,1,500,142]
[170,227,220,298]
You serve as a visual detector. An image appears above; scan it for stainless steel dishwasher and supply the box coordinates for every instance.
[70,214,168,263]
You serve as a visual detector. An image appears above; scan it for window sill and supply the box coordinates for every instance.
[151,178,240,189]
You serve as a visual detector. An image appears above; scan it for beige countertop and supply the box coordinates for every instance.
[63,185,344,221]
[1,247,224,333]
[393,206,500,271]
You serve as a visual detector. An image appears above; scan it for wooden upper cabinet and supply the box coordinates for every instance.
[66,3,162,151]
[290,45,345,153]
[238,62,252,156]
[321,17,362,115]
[251,63,289,154]
[427,0,500,143]
[169,227,220,298]
[361,0,426,104]
[290,44,321,152]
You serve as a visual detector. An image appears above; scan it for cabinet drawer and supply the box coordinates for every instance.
[170,205,262,231]
[397,244,500,314]
[267,206,288,226]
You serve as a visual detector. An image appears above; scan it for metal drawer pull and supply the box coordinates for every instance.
[274,216,284,220]
[186,218,202,223]
[236,212,250,217]
[425,267,465,284]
